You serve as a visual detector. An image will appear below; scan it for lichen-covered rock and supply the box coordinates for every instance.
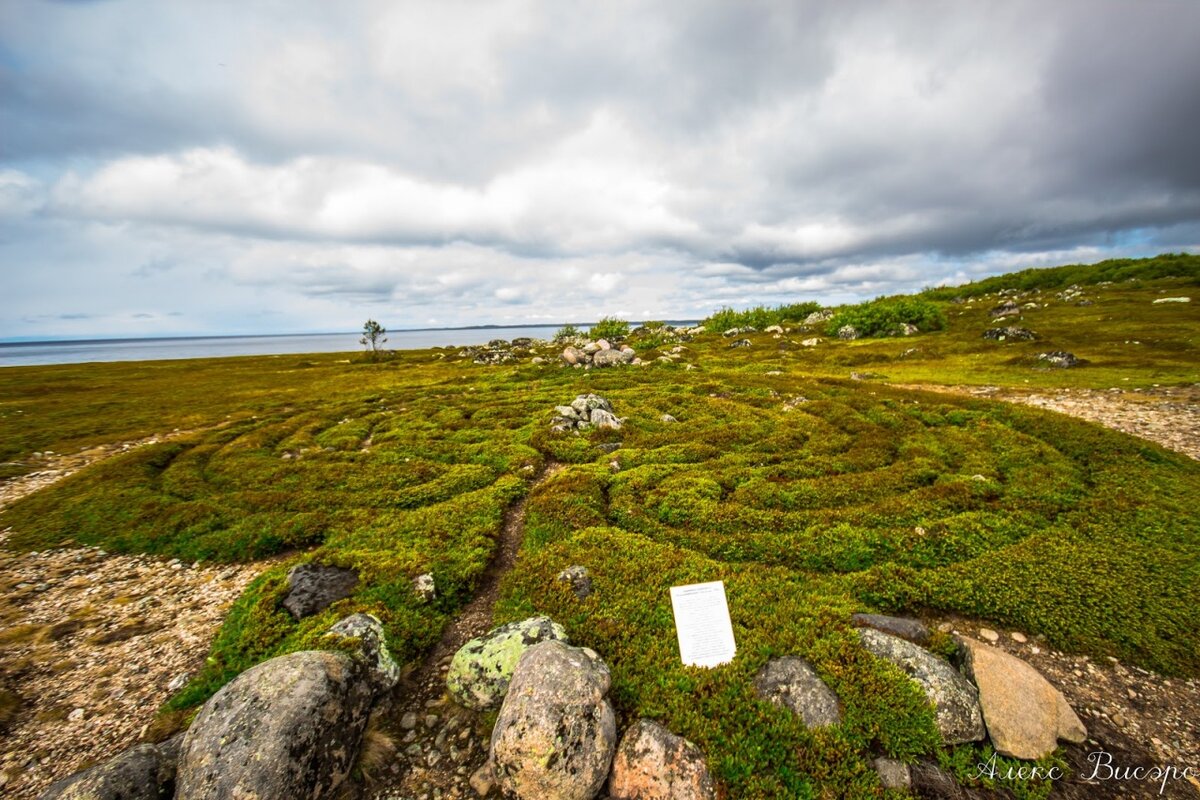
[803,310,833,326]
[729,338,751,348]
[39,738,180,800]
[852,613,931,646]
[176,651,373,800]
[753,657,841,728]
[608,719,715,800]
[990,300,1020,317]
[447,616,568,710]
[858,628,985,744]
[959,636,1086,759]
[837,325,860,340]
[326,613,400,692]
[590,408,623,430]
[801,337,822,347]
[491,641,616,800]
[899,323,920,335]
[571,394,613,415]
[556,565,594,599]
[873,757,911,790]
[281,563,359,620]
[412,572,436,602]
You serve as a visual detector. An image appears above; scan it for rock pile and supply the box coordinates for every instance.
[1038,351,1080,368]
[560,340,636,369]
[983,326,1036,342]
[550,395,623,433]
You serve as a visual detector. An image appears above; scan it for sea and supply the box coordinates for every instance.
[0,323,698,368]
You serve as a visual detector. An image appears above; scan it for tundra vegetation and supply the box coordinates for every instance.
[0,253,1198,798]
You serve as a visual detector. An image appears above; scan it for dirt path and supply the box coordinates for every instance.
[891,384,1200,460]
[366,462,564,800]
[0,435,264,798]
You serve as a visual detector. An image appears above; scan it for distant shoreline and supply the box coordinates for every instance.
[0,321,700,348]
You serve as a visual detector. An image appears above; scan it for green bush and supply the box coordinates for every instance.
[553,324,583,342]
[589,317,630,341]
[703,302,823,333]
[825,297,946,337]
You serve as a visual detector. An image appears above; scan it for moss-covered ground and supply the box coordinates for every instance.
[1,255,1197,798]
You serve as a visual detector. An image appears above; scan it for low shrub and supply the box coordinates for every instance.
[588,317,630,342]
[825,297,946,337]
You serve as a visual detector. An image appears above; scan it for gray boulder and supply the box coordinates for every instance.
[898,323,920,336]
[753,657,841,728]
[608,719,715,800]
[593,348,635,367]
[873,757,911,790]
[851,613,931,646]
[729,338,751,348]
[491,641,617,800]
[590,409,623,430]
[803,310,833,326]
[176,651,374,800]
[989,300,1020,317]
[858,628,985,744]
[281,563,359,620]
[837,325,860,340]
[39,738,180,800]
[447,616,568,710]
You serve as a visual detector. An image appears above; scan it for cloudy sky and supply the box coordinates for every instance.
[2,0,1199,339]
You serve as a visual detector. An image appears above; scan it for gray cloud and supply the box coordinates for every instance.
[1,0,1198,339]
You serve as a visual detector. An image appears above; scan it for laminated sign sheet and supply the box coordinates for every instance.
[669,580,737,667]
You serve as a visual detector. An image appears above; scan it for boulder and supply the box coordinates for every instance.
[491,641,617,800]
[803,310,833,326]
[765,325,784,334]
[660,413,678,423]
[326,613,400,693]
[596,339,612,350]
[561,346,584,365]
[554,405,580,420]
[39,738,180,800]
[608,719,715,800]
[281,564,359,620]
[837,325,860,341]
[958,636,1086,759]
[801,337,821,347]
[729,339,751,348]
[176,651,374,800]
[593,348,634,367]
[447,616,568,710]
[556,565,594,599]
[858,629,985,744]
[1037,351,1080,368]
[898,323,920,336]
[753,656,841,728]
[989,301,1020,318]
[590,409,623,430]
[851,613,931,646]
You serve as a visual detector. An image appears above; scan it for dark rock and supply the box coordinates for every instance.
[595,442,622,454]
[487,339,508,348]
[1037,351,1080,368]
[729,339,751,348]
[982,326,1036,342]
[281,564,359,620]
[753,657,841,728]
[176,651,374,800]
[39,738,180,800]
[556,565,594,599]
[852,613,931,646]
[491,641,616,800]
[608,719,715,800]
[510,337,534,348]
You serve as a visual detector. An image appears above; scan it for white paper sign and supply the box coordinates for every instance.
[670,580,737,668]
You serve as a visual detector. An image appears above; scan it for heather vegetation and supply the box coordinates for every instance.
[1,254,1198,798]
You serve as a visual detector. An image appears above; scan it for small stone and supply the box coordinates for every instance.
[425,714,439,728]
[469,762,495,797]
[874,757,911,789]
[1011,632,1027,643]
[68,708,86,723]
[401,712,418,730]
[979,628,1000,643]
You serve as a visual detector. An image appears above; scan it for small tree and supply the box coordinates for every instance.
[359,319,387,357]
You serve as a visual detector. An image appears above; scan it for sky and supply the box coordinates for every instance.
[2,1,1199,340]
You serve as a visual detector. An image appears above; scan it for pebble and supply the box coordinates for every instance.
[1010,632,1027,643]
[401,712,418,730]
[979,628,999,643]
